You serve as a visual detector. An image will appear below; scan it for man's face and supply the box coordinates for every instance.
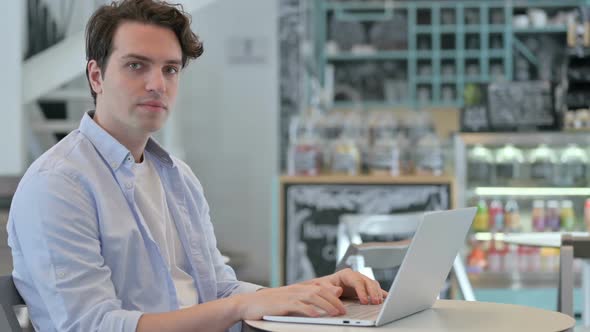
[88,21,183,136]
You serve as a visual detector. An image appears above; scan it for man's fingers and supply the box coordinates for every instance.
[353,280,370,304]
[368,280,383,304]
[303,292,344,316]
[290,302,321,317]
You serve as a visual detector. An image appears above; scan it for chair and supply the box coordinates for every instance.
[558,234,590,331]
[0,275,32,332]
[335,241,410,287]
[336,213,475,301]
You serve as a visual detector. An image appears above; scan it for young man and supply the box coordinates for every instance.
[8,1,386,331]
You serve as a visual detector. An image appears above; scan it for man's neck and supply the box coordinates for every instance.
[92,111,148,163]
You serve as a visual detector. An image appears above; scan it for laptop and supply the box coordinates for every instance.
[263,207,476,327]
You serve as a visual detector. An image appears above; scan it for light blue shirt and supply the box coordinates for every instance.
[7,111,261,332]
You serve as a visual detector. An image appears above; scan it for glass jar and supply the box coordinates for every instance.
[467,144,495,186]
[527,144,557,186]
[558,144,588,187]
[494,144,525,186]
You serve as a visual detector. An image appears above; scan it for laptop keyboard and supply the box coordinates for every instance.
[341,302,383,319]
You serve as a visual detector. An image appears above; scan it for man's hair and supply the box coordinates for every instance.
[85,0,204,104]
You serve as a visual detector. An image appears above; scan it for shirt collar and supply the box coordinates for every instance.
[79,111,175,170]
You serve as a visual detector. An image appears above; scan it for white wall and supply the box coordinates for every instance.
[0,1,25,175]
[177,0,278,284]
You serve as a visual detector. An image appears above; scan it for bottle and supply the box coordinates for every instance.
[467,145,495,186]
[559,144,588,186]
[495,144,525,186]
[504,199,521,232]
[545,200,560,232]
[584,198,590,232]
[560,200,576,231]
[467,242,487,274]
[518,246,530,272]
[473,199,489,232]
[532,200,546,232]
[489,199,504,232]
[527,144,558,186]
[487,240,502,272]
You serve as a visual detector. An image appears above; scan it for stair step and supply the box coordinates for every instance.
[31,121,78,133]
[38,89,91,102]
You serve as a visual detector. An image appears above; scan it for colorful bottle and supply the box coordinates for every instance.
[584,199,590,232]
[504,199,521,232]
[560,200,576,231]
[489,199,504,232]
[473,199,489,232]
[532,200,546,232]
[487,240,502,272]
[467,242,487,274]
[545,200,560,232]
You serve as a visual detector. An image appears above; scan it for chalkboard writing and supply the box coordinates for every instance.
[488,81,556,131]
[283,183,451,284]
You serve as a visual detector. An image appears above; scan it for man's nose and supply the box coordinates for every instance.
[145,70,165,94]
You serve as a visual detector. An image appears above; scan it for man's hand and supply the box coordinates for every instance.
[233,283,346,320]
[232,269,387,321]
[302,268,388,305]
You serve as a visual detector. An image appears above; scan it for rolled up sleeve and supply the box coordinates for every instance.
[9,170,143,332]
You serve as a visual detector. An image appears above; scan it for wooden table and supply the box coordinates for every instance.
[244,299,575,332]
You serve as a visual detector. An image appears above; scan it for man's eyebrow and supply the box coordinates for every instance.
[121,53,182,65]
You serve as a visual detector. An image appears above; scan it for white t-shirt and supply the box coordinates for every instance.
[134,155,198,308]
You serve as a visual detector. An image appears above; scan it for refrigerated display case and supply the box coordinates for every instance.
[454,132,590,291]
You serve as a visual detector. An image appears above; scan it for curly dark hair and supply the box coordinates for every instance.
[85,0,204,104]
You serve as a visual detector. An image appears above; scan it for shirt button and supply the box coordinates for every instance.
[125,182,133,189]
[127,157,132,162]
[111,162,118,168]
[57,271,65,278]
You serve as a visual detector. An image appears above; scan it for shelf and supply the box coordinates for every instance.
[468,270,581,289]
[474,187,590,197]
[326,51,409,61]
[469,232,589,242]
[415,25,457,33]
[280,174,455,185]
[332,100,412,109]
[331,100,463,109]
[465,25,505,33]
[462,50,505,59]
[512,26,568,34]
[457,132,590,146]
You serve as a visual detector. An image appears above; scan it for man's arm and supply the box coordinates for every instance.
[9,171,143,331]
[136,282,347,332]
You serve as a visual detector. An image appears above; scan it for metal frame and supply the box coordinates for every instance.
[317,0,582,109]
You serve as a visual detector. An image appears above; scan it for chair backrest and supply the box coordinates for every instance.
[336,213,422,289]
[336,240,410,269]
[0,275,28,332]
[337,213,422,262]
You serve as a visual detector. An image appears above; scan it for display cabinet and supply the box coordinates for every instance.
[454,132,590,291]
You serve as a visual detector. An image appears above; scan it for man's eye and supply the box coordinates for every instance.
[166,66,179,75]
[128,63,142,70]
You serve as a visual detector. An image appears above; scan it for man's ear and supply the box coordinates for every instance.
[87,60,104,95]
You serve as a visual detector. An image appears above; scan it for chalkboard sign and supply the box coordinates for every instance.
[487,81,557,131]
[281,177,453,285]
